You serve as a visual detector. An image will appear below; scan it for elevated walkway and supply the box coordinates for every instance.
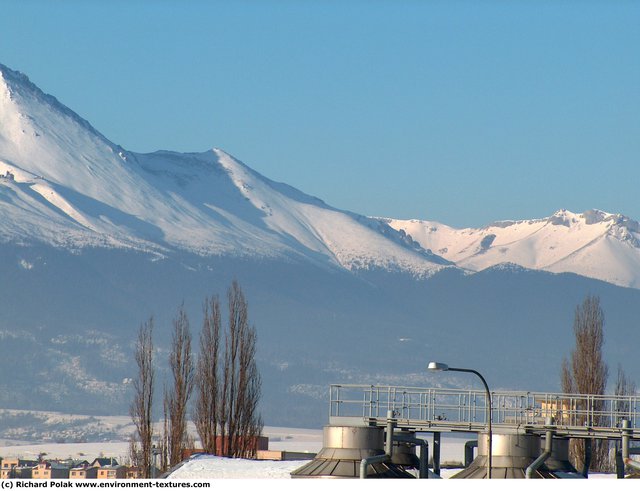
[329,384,640,440]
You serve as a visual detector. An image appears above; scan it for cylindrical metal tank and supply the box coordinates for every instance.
[452,432,582,479]
[391,438,420,470]
[290,426,415,478]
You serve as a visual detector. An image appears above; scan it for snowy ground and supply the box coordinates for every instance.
[0,425,323,463]
[0,426,618,483]
[166,454,468,480]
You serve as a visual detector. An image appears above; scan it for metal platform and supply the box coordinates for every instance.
[329,384,640,440]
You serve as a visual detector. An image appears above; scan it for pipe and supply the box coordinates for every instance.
[360,454,389,479]
[394,433,429,479]
[361,410,396,479]
[526,418,554,479]
[622,418,630,462]
[385,410,396,457]
[464,440,478,468]
[625,459,640,472]
[615,445,640,478]
[619,419,640,474]
[621,443,640,475]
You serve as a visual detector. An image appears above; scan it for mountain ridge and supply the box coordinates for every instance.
[3,62,640,429]
[0,62,450,277]
[3,61,638,288]
[385,208,640,288]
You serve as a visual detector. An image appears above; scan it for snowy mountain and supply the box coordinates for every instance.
[4,61,639,289]
[385,209,640,289]
[0,62,449,276]
[3,61,640,431]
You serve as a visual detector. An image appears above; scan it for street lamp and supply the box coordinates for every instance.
[151,445,161,479]
[427,361,492,479]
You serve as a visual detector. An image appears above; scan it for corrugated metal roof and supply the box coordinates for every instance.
[291,457,415,478]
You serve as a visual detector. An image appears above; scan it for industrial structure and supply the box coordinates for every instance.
[292,383,640,479]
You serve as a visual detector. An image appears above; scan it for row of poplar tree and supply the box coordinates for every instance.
[129,280,263,478]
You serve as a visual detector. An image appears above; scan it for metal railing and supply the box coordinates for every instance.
[329,384,640,438]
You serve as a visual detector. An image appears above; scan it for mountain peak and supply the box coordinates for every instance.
[582,209,638,229]
[547,209,576,226]
[386,208,640,289]
[0,63,37,97]
[0,62,65,121]
[0,62,114,155]
[0,62,451,276]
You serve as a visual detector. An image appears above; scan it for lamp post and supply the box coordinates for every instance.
[151,445,161,479]
[427,361,492,479]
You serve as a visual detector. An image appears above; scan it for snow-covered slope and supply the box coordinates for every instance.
[0,63,449,276]
[5,61,640,428]
[386,209,640,288]
[6,61,636,288]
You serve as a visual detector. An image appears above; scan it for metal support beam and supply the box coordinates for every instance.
[616,446,625,479]
[433,432,441,476]
[582,438,592,478]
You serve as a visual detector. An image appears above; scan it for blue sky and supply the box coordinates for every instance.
[1,0,638,227]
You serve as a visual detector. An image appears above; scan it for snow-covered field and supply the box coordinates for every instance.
[166,454,469,480]
[0,427,618,482]
[167,432,472,479]
[0,425,323,462]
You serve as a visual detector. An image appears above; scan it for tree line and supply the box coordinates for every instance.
[129,280,263,477]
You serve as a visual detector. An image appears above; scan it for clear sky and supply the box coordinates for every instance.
[1,0,638,227]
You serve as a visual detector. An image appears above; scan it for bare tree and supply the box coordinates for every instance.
[614,364,636,419]
[194,281,263,458]
[194,295,222,455]
[128,437,141,472]
[165,304,195,467]
[221,281,263,458]
[130,317,155,478]
[561,295,609,472]
[161,388,169,472]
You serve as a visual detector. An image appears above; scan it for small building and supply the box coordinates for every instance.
[1,458,38,479]
[91,458,119,468]
[70,465,98,479]
[539,399,572,425]
[97,465,127,479]
[32,461,71,479]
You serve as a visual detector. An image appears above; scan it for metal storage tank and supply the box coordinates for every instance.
[541,437,580,476]
[452,432,583,479]
[391,437,420,471]
[290,425,415,478]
